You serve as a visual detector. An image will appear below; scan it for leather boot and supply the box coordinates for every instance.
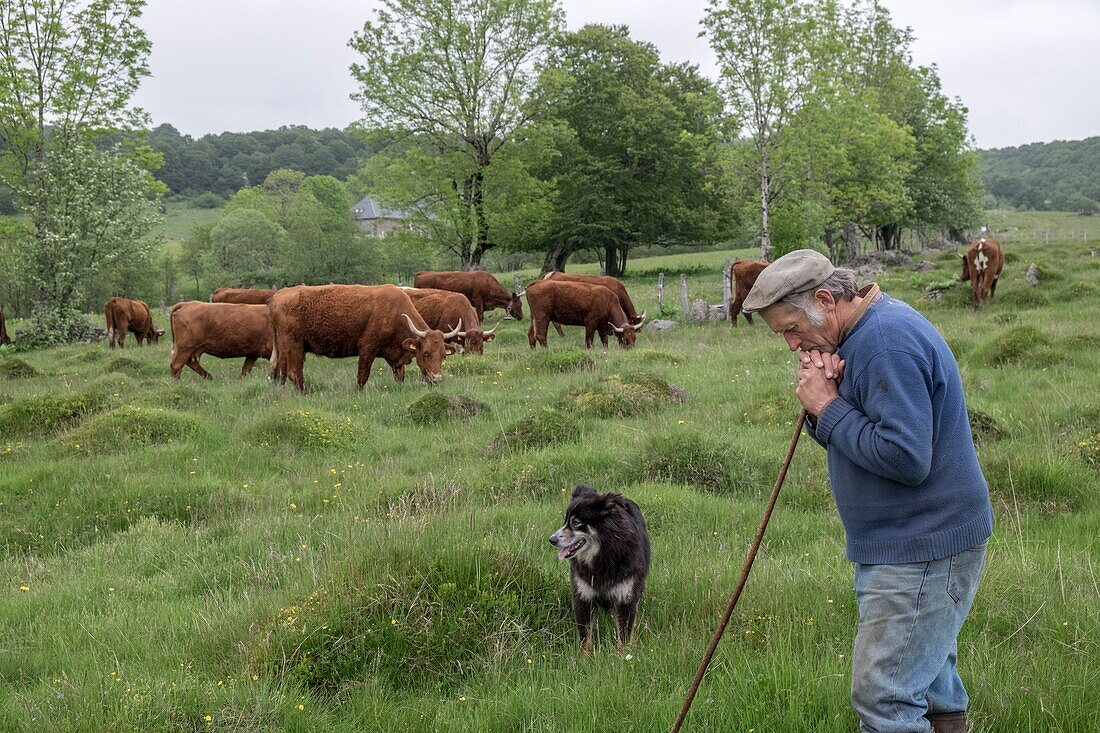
[925,712,967,733]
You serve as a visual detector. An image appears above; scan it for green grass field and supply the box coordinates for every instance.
[1,220,1098,732]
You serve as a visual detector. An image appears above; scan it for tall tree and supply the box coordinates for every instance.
[534,25,731,274]
[349,0,564,268]
[0,0,153,336]
[703,0,834,261]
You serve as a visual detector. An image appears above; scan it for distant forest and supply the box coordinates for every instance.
[979,137,1100,213]
[4,126,1095,215]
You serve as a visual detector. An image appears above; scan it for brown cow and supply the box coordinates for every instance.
[525,279,643,349]
[211,287,277,305]
[728,259,769,326]
[401,287,496,355]
[959,238,1004,306]
[413,270,524,320]
[542,272,645,325]
[269,284,460,391]
[104,297,163,348]
[169,301,273,380]
[0,306,11,346]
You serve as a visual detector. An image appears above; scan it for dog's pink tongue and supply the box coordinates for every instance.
[557,547,570,561]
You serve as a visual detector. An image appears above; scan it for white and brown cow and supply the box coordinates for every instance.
[959,238,1004,306]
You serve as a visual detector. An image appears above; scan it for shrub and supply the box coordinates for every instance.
[489,407,583,454]
[637,429,766,494]
[263,544,567,694]
[0,389,107,437]
[406,393,487,425]
[971,326,1058,367]
[192,192,223,209]
[247,409,364,450]
[0,357,42,378]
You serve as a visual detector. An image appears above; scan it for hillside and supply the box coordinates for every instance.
[980,136,1100,212]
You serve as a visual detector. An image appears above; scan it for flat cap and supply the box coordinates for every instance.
[741,249,835,313]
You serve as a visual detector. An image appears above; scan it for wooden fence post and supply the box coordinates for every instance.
[657,273,665,312]
[680,273,689,315]
[722,258,732,320]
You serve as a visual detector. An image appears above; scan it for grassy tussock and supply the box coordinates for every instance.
[556,371,685,418]
[442,357,502,377]
[972,325,1059,366]
[489,407,584,454]
[0,357,43,378]
[406,393,488,425]
[261,537,568,696]
[638,429,768,494]
[59,405,205,453]
[247,409,364,450]
[526,349,595,374]
[0,388,107,437]
[997,288,1051,308]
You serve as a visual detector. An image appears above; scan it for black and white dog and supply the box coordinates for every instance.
[549,485,651,653]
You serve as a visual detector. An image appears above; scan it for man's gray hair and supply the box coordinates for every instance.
[778,268,859,326]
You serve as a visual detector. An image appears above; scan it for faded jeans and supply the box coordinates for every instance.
[851,543,987,733]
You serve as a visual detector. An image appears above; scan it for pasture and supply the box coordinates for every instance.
[1,228,1098,731]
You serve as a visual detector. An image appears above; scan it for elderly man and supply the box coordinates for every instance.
[742,250,993,733]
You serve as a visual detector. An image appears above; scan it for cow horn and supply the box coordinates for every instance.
[482,321,499,336]
[515,289,526,298]
[634,313,646,330]
[609,321,626,334]
[444,319,462,339]
[956,246,965,258]
[401,313,429,338]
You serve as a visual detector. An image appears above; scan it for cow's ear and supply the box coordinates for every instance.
[402,338,419,352]
[483,332,496,342]
[444,344,457,355]
[156,328,165,336]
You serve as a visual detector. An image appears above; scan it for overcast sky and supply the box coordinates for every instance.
[132,0,1100,150]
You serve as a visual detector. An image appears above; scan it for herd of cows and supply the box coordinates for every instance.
[97,270,649,391]
[0,238,1003,390]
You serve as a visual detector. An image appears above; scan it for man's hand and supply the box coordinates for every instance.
[798,349,845,380]
[796,349,845,417]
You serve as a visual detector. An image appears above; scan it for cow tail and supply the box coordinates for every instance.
[168,306,178,359]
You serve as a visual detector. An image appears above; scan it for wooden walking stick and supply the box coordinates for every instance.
[670,408,808,733]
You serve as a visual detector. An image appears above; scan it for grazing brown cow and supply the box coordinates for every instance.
[402,287,496,355]
[413,270,524,320]
[728,259,769,326]
[268,284,460,392]
[959,238,1004,306]
[169,301,273,380]
[104,297,163,348]
[542,272,645,325]
[525,279,643,349]
[211,287,277,305]
[0,306,11,345]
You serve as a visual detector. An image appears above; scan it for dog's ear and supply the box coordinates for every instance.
[571,485,598,500]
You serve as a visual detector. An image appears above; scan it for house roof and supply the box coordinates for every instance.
[352,195,408,220]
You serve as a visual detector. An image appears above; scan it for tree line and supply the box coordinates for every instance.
[1,0,986,345]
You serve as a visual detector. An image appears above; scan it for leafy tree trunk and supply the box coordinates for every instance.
[469,162,492,268]
[602,245,628,277]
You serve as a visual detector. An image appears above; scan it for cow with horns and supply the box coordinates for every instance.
[525,279,644,349]
[268,284,459,391]
[401,287,497,355]
[959,238,1004,306]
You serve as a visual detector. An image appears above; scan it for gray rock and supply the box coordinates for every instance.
[648,319,679,332]
[913,260,938,272]
[1025,263,1039,287]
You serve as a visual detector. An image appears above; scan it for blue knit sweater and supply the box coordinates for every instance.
[806,294,993,564]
